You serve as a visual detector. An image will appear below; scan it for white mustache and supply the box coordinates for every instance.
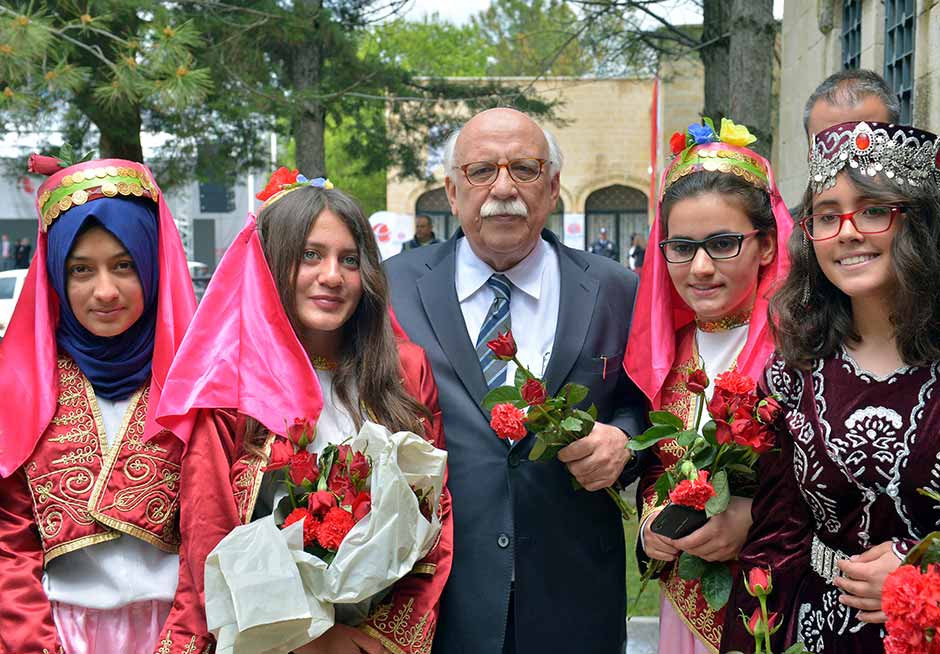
[480,198,529,219]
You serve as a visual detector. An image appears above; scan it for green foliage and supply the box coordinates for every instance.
[700,562,732,610]
[704,469,730,517]
[678,552,707,580]
[364,15,494,77]
[482,385,524,412]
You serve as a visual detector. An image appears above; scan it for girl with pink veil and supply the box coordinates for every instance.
[625,119,793,653]
[0,155,230,653]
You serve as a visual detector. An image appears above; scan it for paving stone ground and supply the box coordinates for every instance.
[626,616,659,654]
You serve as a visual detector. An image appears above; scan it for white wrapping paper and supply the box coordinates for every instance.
[205,421,447,654]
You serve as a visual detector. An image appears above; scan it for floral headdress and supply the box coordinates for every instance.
[808,120,940,193]
[664,118,769,195]
[256,166,334,208]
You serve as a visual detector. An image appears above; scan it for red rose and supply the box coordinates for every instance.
[686,369,709,395]
[489,402,527,440]
[668,470,716,511]
[486,330,517,361]
[348,451,371,484]
[350,491,372,522]
[744,567,773,597]
[730,417,775,453]
[287,417,316,444]
[256,166,299,201]
[307,489,336,517]
[283,508,320,547]
[336,444,352,466]
[744,608,779,637]
[707,392,730,421]
[316,506,357,551]
[757,396,782,424]
[714,419,733,445]
[327,467,355,504]
[669,131,687,155]
[521,378,547,406]
[288,450,318,486]
[714,370,757,395]
[263,437,296,472]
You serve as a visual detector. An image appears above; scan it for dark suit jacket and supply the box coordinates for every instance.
[385,229,649,654]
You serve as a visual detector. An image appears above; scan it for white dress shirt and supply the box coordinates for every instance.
[455,236,560,384]
[43,397,180,609]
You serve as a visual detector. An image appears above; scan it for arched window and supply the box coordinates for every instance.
[415,187,456,240]
[584,185,648,264]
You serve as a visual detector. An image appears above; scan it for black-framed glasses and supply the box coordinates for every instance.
[659,230,760,264]
[800,205,906,241]
[455,158,548,186]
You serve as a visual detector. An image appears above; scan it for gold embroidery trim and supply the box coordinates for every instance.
[241,432,276,524]
[182,635,200,654]
[157,629,173,654]
[363,597,434,654]
[661,570,722,653]
[411,563,436,576]
[44,531,121,565]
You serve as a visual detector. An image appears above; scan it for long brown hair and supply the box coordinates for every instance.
[770,166,940,369]
[243,186,429,456]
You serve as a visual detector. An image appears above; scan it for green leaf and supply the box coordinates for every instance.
[782,643,814,654]
[902,531,940,567]
[514,367,531,389]
[700,562,732,610]
[570,476,583,491]
[560,416,583,432]
[561,383,589,406]
[705,470,730,517]
[628,424,679,451]
[587,404,598,420]
[649,410,684,429]
[677,552,708,580]
[528,438,548,461]
[675,429,699,448]
[691,445,716,470]
[482,386,523,412]
[654,472,673,504]
[701,420,717,444]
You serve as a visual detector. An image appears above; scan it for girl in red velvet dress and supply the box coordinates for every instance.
[0,156,224,654]
[156,176,453,654]
[626,120,793,654]
[720,121,940,653]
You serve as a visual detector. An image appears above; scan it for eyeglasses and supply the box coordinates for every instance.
[800,205,906,241]
[659,230,760,264]
[455,158,548,187]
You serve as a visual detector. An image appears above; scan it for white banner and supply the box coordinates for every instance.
[368,211,415,260]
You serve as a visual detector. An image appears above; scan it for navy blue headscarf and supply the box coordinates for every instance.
[46,197,160,400]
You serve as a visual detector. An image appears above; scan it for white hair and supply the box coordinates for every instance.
[442,123,564,181]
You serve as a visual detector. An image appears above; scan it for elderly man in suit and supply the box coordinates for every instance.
[385,108,648,654]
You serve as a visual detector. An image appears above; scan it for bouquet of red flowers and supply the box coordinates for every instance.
[629,369,780,609]
[264,419,376,563]
[882,529,940,654]
[204,420,447,654]
[482,330,634,520]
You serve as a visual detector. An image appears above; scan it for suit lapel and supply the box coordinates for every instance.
[416,236,491,420]
[543,238,599,397]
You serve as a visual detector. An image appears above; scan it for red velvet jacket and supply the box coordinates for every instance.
[224,341,453,654]
[0,356,232,654]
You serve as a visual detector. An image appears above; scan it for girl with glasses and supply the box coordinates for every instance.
[625,119,793,654]
[720,121,940,653]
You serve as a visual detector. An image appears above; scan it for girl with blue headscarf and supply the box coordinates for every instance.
[0,156,235,654]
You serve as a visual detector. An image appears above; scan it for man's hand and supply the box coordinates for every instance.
[834,541,902,624]
[641,508,679,562]
[670,497,753,562]
[557,422,631,491]
[293,624,388,654]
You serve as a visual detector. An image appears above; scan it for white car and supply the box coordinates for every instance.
[0,269,28,338]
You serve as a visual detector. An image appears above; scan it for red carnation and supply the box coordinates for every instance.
[714,370,757,395]
[486,330,517,361]
[316,506,357,551]
[521,378,547,406]
[730,415,775,453]
[490,403,527,440]
[669,470,716,511]
[669,131,687,155]
[283,508,320,547]
[256,166,299,201]
[307,490,336,517]
[687,369,709,395]
[288,450,318,486]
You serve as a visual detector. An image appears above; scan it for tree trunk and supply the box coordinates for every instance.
[727,0,776,158]
[96,109,145,162]
[289,0,327,178]
[700,0,730,123]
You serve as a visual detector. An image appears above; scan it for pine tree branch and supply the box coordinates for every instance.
[0,6,119,73]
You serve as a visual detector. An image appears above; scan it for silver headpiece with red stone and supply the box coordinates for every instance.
[808,121,940,193]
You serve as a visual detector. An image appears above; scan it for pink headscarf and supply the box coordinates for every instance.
[154,214,323,443]
[0,156,196,477]
[625,141,793,409]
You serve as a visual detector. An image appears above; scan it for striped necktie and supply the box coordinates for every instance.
[476,274,512,390]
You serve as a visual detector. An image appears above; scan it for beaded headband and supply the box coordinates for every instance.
[30,155,159,231]
[808,121,940,193]
[256,166,334,209]
[663,118,770,196]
